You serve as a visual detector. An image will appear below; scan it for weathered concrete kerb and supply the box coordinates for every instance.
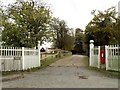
[2,55,118,88]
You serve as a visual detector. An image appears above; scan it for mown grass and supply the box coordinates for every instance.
[2,53,72,76]
[40,54,71,69]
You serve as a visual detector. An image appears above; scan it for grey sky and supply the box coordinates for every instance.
[46,0,119,30]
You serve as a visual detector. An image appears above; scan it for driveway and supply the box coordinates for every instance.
[2,55,118,88]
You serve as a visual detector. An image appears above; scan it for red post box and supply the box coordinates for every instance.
[100,49,105,64]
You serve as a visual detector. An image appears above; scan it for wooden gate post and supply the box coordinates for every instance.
[89,40,94,66]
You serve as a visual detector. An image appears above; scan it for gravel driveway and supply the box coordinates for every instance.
[2,55,118,88]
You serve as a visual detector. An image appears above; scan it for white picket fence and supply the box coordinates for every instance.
[90,40,120,71]
[0,45,40,71]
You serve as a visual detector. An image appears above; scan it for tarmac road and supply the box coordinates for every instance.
[2,55,118,88]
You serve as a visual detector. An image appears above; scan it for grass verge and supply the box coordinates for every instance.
[88,67,120,78]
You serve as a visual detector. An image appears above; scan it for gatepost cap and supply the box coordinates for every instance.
[90,40,94,43]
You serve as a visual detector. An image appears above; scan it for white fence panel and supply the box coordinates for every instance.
[0,46,22,71]
[0,45,40,71]
[23,48,39,69]
[24,55,39,69]
[1,57,14,71]
[106,45,120,71]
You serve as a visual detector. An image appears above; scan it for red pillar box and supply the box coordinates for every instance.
[100,49,105,64]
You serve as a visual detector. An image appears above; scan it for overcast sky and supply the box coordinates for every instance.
[1,0,120,30]
[46,0,119,30]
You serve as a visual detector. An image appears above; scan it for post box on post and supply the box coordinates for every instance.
[100,49,105,64]
[100,46,106,69]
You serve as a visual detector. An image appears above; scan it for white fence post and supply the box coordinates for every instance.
[22,47,25,70]
[89,40,94,66]
[98,46,100,68]
[105,45,108,70]
[38,41,41,66]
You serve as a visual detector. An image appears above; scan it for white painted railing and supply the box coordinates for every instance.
[0,42,41,71]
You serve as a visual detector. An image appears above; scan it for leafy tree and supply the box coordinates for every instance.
[64,28,75,50]
[74,28,85,53]
[50,17,75,50]
[115,16,120,44]
[85,7,118,46]
[1,1,52,47]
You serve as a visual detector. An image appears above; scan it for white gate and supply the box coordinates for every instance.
[89,40,120,71]
[0,42,41,71]
[105,45,120,71]
[90,46,100,68]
